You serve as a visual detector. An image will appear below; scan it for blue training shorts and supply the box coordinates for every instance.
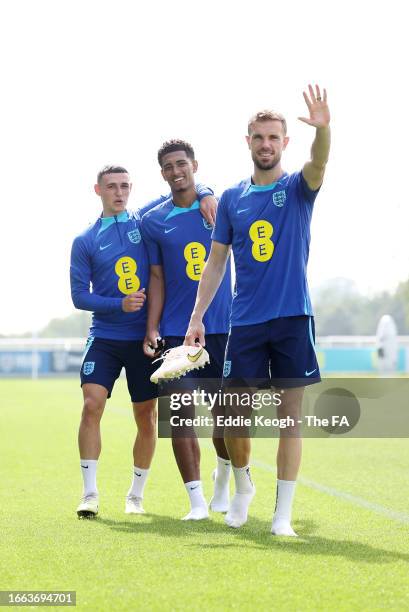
[223,316,320,389]
[80,337,158,402]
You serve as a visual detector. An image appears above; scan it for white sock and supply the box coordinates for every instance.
[232,465,254,494]
[210,457,231,512]
[127,466,150,499]
[215,456,231,487]
[273,479,296,523]
[225,491,255,528]
[185,480,207,509]
[80,459,98,497]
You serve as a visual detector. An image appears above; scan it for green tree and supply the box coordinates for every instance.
[39,311,91,338]
[313,277,409,335]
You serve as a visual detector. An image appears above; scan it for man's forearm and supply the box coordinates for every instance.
[191,257,228,321]
[72,290,122,314]
[310,126,331,169]
[146,271,165,334]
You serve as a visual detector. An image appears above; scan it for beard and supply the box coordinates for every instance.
[252,152,281,171]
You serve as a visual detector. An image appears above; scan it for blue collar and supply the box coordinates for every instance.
[241,173,288,197]
[164,200,200,221]
[97,210,129,235]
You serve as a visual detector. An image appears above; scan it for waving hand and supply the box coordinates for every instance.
[298,84,330,128]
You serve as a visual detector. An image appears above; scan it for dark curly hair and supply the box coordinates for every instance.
[157,140,195,167]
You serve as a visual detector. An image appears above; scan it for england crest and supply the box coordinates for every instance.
[223,360,231,377]
[272,190,286,207]
[83,361,95,376]
[128,229,141,244]
[203,219,213,230]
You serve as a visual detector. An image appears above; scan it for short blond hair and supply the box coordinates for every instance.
[248,110,287,135]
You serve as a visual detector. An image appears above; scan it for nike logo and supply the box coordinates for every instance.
[237,208,250,214]
[81,465,89,469]
[99,243,112,250]
[134,472,142,477]
[190,485,199,490]
[305,368,317,377]
[187,348,204,363]
[165,227,177,234]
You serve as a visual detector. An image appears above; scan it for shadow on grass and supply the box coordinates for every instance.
[95,514,409,565]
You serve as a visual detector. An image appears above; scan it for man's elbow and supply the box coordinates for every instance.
[71,292,85,310]
[303,164,327,191]
[150,266,164,283]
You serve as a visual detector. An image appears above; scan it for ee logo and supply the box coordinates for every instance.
[115,257,140,294]
[249,220,274,262]
[184,242,206,281]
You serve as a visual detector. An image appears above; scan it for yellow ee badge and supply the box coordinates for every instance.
[184,242,206,281]
[249,220,274,262]
[115,256,141,294]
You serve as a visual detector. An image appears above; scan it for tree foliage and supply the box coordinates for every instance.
[38,311,91,338]
[4,276,409,338]
[313,277,409,335]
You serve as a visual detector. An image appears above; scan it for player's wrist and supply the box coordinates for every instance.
[189,312,203,327]
[146,328,160,341]
[146,321,160,334]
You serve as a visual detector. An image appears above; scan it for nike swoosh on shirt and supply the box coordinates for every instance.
[187,348,204,363]
[165,227,177,234]
[237,208,250,214]
[305,369,317,376]
[99,243,112,250]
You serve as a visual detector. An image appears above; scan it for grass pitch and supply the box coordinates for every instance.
[1,379,409,611]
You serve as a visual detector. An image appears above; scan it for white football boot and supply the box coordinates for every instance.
[150,345,209,383]
[76,493,99,518]
[125,495,145,515]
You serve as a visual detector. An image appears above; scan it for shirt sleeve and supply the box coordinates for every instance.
[298,171,321,204]
[138,195,168,216]
[137,183,213,215]
[195,183,214,200]
[70,236,123,313]
[140,215,163,266]
[211,191,233,245]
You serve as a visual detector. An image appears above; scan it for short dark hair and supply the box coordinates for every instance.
[97,165,129,184]
[157,140,195,167]
[248,110,287,136]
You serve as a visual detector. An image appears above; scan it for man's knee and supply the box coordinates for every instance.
[171,436,199,455]
[82,395,105,424]
[134,401,157,434]
[277,388,304,418]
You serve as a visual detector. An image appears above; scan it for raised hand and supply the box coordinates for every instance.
[298,84,330,128]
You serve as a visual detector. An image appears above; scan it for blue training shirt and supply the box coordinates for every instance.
[212,171,319,327]
[70,184,214,341]
[141,199,232,337]
[70,210,149,340]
